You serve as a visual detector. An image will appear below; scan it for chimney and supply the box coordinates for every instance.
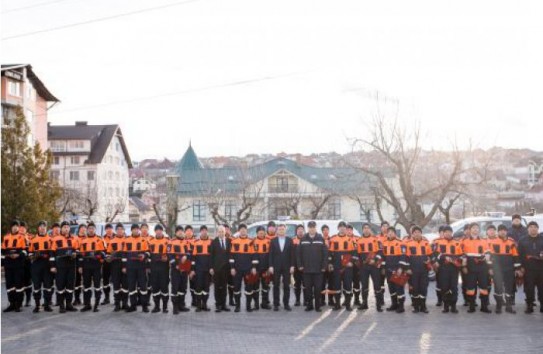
[75,121,88,126]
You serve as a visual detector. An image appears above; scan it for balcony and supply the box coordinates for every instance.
[268,183,298,193]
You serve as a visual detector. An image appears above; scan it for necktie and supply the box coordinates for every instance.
[221,238,224,250]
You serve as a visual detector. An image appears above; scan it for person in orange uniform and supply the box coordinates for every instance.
[405,226,433,313]
[432,225,463,314]
[123,224,150,313]
[376,221,389,303]
[229,223,257,312]
[461,223,492,313]
[73,223,87,306]
[18,221,33,307]
[292,224,305,306]
[328,221,357,311]
[168,225,192,314]
[107,223,128,312]
[356,223,384,312]
[382,227,409,313]
[253,226,272,310]
[345,224,361,307]
[190,225,212,312]
[101,223,115,305]
[488,224,520,314]
[148,224,170,313]
[51,221,79,313]
[184,225,197,307]
[78,222,106,312]
[2,220,28,312]
[28,220,54,313]
[266,221,277,240]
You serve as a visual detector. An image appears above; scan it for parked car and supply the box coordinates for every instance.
[246,219,361,238]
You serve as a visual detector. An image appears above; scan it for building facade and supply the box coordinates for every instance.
[1,64,59,148]
[48,122,132,223]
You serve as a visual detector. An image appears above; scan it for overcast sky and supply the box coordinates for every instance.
[2,0,542,161]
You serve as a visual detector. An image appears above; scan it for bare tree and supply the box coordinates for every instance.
[104,197,127,223]
[348,95,489,230]
[350,194,375,222]
[307,193,334,219]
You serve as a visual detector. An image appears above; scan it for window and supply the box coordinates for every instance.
[116,187,120,197]
[50,141,65,152]
[108,171,113,180]
[26,82,33,99]
[327,199,341,219]
[116,142,120,151]
[87,171,95,181]
[224,200,236,220]
[7,80,21,97]
[71,156,80,165]
[69,171,79,181]
[69,140,84,149]
[277,176,289,192]
[50,171,60,181]
[193,200,206,222]
[115,171,120,180]
[53,156,60,165]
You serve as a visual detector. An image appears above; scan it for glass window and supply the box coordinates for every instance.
[328,199,341,219]
[8,80,21,97]
[71,156,80,165]
[224,200,236,220]
[53,156,60,165]
[87,171,95,181]
[69,171,79,181]
[193,200,206,222]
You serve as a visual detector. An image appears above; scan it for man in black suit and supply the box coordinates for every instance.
[210,225,231,312]
[269,223,295,311]
[296,221,328,312]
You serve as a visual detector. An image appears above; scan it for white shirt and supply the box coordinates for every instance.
[278,237,285,252]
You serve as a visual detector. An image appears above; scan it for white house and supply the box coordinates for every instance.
[48,121,132,223]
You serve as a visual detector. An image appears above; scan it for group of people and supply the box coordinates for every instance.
[2,215,542,316]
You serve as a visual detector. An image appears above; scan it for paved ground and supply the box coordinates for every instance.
[2,280,543,354]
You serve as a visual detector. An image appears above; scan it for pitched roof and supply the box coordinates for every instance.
[175,143,203,172]
[1,64,59,102]
[48,123,132,168]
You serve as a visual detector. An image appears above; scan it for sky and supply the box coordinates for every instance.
[2,0,542,161]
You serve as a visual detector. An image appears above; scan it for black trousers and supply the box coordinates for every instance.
[171,268,188,297]
[195,270,211,298]
[110,261,127,304]
[492,267,515,301]
[331,267,353,293]
[102,261,111,297]
[233,269,255,296]
[56,266,76,303]
[466,263,490,298]
[150,261,169,301]
[31,258,53,304]
[303,272,323,308]
[410,270,429,299]
[127,265,148,306]
[82,262,102,305]
[294,269,303,301]
[524,268,543,304]
[437,264,459,303]
[360,265,382,299]
[272,268,290,306]
[5,265,25,304]
[213,267,229,307]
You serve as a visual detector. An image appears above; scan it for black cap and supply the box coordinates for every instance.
[528,221,539,228]
[362,222,371,228]
[463,224,471,231]
[10,220,20,227]
[131,224,140,230]
[443,225,453,232]
[381,221,389,227]
[469,222,479,229]
[185,225,193,231]
[338,221,347,228]
[486,224,496,231]
[296,224,304,231]
[512,213,521,220]
[256,226,265,232]
[19,221,27,228]
[387,227,397,234]
[175,225,184,232]
[105,223,113,229]
[412,226,422,233]
[87,222,96,228]
[438,225,445,233]
[38,220,47,227]
[346,224,353,230]
[116,223,124,229]
[267,221,276,228]
[199,225,208,231]
[238,223,247,230]
[60,221,70,228]
[78,223,87,231]
[321,224,329,231]
[141,223,149,228]
[52,222,60,228]
[497,224,508,231]
[154,224,164,231]
[308,221,317,228]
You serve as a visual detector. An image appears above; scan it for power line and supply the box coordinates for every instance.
[2,0,71,14]
[2,0,201,40]
[40,70,311,118]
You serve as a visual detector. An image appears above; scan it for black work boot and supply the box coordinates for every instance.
[173,297,180,315]
[93,300,100,313]
[420,298,429,313]
[33,299,41,313]
[396,298,405,313]
[494,296,503,314]
[246,295,253,312]
[59,295,66,313]
[376,293,384,312]
[442,300,450,313]
[412,298,420,313]
[468,296,476,313]
[525,302,534,314]
[179,295,189,312]
[386,295,398,312]
[333,294,341,311]
[505,297,516,314]
[359,293,369,310]
[234,295,241,313]
[353,292,361,306]
[162,296,169,313]
[436,290,443,306]
[152,296,161,313]
[480,296,492,313]
[345,295,353,311]
[43,301,53,312]
[80,303,92,312]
